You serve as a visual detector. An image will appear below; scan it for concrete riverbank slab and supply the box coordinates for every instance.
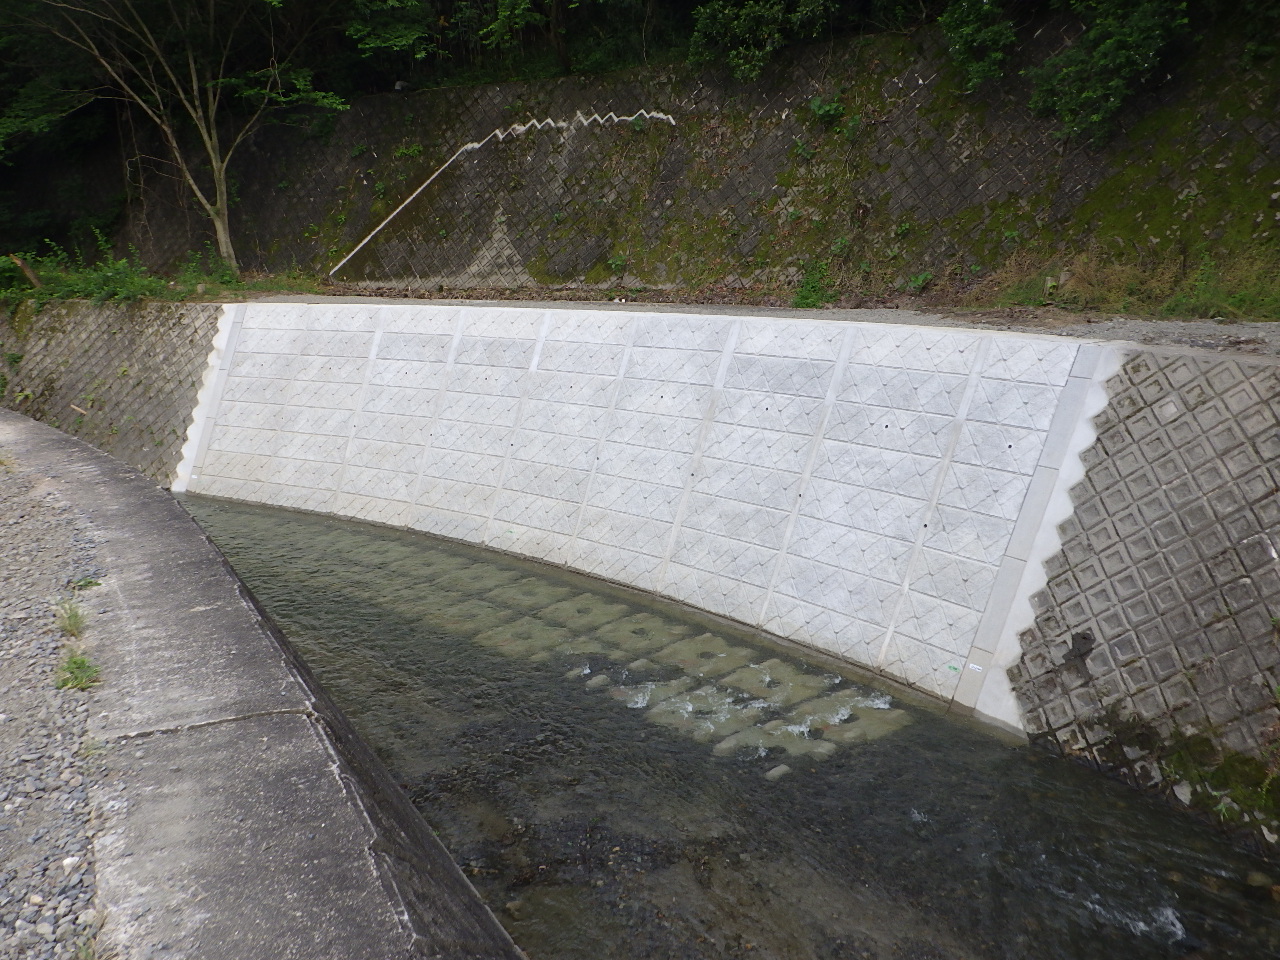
[0,410,524,960]
[92,712,411,960]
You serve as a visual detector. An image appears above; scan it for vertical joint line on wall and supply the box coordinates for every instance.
[875,336,992,669]
[409,310,467,508]
[482,311,554,538]
[759,325,856,629]
[329,313,386,512]
[658,318,742,585]
[568,315,639,553]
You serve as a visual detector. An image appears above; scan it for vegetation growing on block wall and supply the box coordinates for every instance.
[0,240,323,311]
[0,0,1276,319]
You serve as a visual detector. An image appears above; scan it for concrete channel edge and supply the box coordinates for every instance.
[0,409,524,960]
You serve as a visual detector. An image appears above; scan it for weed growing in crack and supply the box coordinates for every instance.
[56,651,100,690]
[55,598,87,638]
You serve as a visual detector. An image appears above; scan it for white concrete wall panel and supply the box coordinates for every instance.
[182,303,1115,728]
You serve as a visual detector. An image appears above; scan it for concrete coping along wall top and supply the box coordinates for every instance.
[173,301,1130,734]
[0,410,524,960]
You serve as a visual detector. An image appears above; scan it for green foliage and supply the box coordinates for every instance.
[56,651,100,690]
[939,0,1017,91]
[0,233,166,306]
[690,0,840,80]
[0,234,326,308]
[689,0,928,79]
[792,260,838,307]
[347,0,448,61]
[1028,1,1189,138]
[834,113,862,139]
[905,270,933,293]
[807,94,845,126]
[177,244,239,286]
[0,11,98,163]
[1159,254,1280,320]
[939,1,1193,137]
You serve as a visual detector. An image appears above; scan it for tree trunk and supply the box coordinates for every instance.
[210,166,240,278]
[211,211,238,278]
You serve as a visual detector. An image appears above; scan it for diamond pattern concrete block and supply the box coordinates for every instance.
[839,365,968,415]
[1009,346,1280,783]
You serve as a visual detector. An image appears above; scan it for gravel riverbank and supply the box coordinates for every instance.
[0,449,105,959]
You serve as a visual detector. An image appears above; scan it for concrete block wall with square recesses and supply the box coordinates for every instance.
[12,298,1277,764]
[174,301,1126,733]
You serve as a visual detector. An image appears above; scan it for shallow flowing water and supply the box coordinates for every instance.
[182,495,1280,960]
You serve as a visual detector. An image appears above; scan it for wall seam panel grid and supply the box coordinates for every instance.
[877,336,992,689]
[482,310,554,547]
[657,317,744,589]
[566,313,640,554]
[759,324,857,629]
[949,350,1103,712]
[969,342,1127,728]
[183,303,1111,733]
[407,307,467,516]
[329,310,388,513]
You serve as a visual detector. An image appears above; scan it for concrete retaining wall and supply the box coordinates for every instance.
[0,301,222,484]
[8,297,1280,793]
[173,301,1117,731]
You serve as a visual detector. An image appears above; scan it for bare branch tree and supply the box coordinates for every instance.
[23,0,342,276]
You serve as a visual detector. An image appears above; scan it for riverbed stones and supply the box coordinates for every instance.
[646,685,770,742]
[423,597,515,636]
[712,721,840,760]
[609,676,697,708]
[436,563,523,594]
[484,577,576,612]
[790,689,913,744]
[0,449,102,960]
[540,594,631,632]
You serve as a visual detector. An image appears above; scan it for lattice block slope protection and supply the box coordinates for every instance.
[0,301,223,485]
[177,303,1112,726]
[1009,351,1280,781]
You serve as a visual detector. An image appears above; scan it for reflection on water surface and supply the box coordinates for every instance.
[183,495,1280,960]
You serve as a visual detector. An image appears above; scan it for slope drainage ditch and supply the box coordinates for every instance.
[183,494,1280,960]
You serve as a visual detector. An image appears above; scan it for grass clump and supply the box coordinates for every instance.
[792,261,839,308]
[0,236,325,309]
[975,247,1280,320]
[55,598,87,638]
[56,651,101,690]
[1,232,167,307]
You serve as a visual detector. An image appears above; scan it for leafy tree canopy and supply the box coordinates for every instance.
[0,0,1267,266]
